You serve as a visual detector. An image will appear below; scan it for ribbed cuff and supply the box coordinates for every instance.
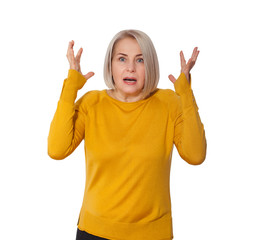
[173,72,191,95]
[174,73,199,110]
[60,69,87,103]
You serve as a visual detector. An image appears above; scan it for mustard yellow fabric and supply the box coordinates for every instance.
[48,69,206,240]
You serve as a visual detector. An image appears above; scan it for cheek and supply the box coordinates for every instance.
[112,64,122,78]
[139,66,146,81]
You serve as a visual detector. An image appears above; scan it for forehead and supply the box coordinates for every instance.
[113,37,142,54]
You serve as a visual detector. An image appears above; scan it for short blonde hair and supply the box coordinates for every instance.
[103,29,160,99]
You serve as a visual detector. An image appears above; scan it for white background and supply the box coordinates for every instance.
[0,0,259,239]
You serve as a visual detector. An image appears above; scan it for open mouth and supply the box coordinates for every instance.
[123,78,137,83]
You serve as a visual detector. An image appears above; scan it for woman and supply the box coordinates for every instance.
[48,29,206,240]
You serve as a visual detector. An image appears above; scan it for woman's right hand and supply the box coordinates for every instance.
[66,40,95,81]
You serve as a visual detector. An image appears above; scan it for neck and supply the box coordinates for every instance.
[110,89,145,102]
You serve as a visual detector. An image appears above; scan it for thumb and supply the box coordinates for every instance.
[83,72,95,81]
[168,74,177,84]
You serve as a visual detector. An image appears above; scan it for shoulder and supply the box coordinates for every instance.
[155,88,181,120]
[75,90,103,112]
[155,88,180,103]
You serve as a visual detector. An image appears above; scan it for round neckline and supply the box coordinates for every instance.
[103,89,159,105]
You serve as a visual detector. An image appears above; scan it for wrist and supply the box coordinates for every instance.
[182,71,190,83]
[70,65,81,73]
[174,72,192,96]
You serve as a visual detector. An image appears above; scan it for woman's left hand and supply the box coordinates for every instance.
[168,47,200,84]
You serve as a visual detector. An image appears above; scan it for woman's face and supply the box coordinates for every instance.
[111,37,145,99]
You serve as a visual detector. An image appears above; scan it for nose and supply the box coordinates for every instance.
[127,61,136,72]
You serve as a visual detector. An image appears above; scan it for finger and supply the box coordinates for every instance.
[186,58,194,70]
[70,40,74,48]
[180,51,186,69]
[67,42,77,67]
[189,47,199,63]
[195,49,200,61]
[83,72,95,81]
[67,40,75,59]
[187,50,199,72]
[180,51,186,63]
[192,47,198,57]
[192,47,199,61]
[168,74,177,84]
[67,40,74,52]
[75,48,83,62]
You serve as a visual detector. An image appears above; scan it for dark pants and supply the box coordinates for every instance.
[76,228,110,240]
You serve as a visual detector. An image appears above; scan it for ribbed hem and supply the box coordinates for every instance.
[78,210,173,240]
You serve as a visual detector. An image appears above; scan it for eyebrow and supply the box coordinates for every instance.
[117,53,143,57]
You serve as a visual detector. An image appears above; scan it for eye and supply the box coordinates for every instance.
[137,58,144,63]
[119,57,125,62]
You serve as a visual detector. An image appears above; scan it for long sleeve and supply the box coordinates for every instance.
[173,73,207,165]
[48,69,87,160]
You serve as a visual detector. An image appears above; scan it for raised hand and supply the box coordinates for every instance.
[168,47,199,84]
[66,40,95,81]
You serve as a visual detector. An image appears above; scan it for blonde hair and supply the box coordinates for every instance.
[103,29,160,99]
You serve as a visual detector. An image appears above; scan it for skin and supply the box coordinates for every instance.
[109,37,146,102]
[66,40,95,80]
[168,47,200,84]
[66,39,200,101]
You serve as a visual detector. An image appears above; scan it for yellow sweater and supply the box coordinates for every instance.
[48,69,206,240]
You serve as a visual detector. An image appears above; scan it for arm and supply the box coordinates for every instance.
[47,40,94,160]
[169,47,207,165]
[172,73,207,165]
[48,69,87,160]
